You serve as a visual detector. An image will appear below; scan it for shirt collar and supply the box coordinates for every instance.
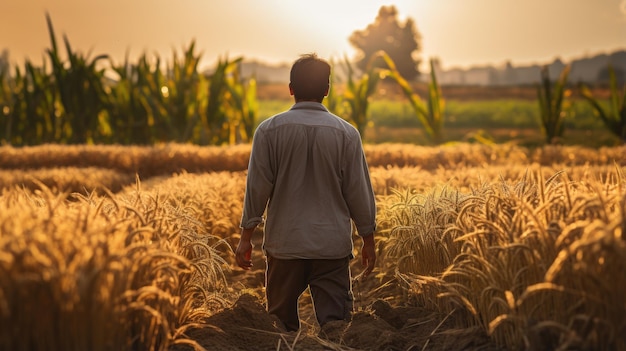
[290,101,329,112]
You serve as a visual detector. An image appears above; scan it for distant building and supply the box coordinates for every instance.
[435,49,626,86]
[239,61,290,84]
[236,49,626,86]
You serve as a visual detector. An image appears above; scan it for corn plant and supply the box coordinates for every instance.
[0,63,11,142]
[106,47,246,145]
[0,65,20,144]
[0,15,257,146]
[323,58,345,116]
[45,13,110,144]
[579,65,626,144]
[131,55,171,142]
[222,63,257,144]
[104,55,157,144]
[536,65,571,144]
[0,60,59,145]
[202,56,256,145]
[341,54,381,138]
[163,41,205,142]
[376,52,445,144]
[202,57,230,145]
[23,61,60,143]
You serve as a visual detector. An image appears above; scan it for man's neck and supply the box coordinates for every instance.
[294,98,323,103]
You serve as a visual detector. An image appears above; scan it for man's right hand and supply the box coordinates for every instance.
[360,233,376,278]
[235,240,253,270]
[235,226,256,270]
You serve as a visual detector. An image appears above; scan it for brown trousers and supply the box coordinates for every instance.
[265,255,353,331]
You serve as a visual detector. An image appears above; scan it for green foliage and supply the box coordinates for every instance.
[237,74,258,144]
[340,55,382,138]
[1,60,59,145]
[257,100,291,124]
[323,59,343,116]
[423,59,445,143]
[204,56,257,145]
[46,13,110,144]
[377,52,445,144]
[223,59,258,145]
[536,65,571,144]
[580,65,626,143]
[364,98,607,132]
[0,15,256,146]
[105,55,162,144]
[163,41,204,142]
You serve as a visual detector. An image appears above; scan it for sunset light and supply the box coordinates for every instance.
[1,0,624,69]
[1,1,626,350]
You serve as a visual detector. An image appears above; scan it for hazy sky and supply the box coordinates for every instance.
[2,0,625,70]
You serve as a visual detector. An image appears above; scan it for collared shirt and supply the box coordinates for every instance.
[240,101,376,259]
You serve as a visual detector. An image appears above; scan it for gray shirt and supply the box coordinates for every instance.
[240,101,376,259]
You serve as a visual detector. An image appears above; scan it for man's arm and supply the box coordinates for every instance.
[238,127,272,270]
[235,225,257,270]
[342,138,377,278]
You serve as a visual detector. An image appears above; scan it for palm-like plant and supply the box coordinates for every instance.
[579,65,626,144]
[323,58,344,116]
[341,55,382,138]
[377,52,445,144]
[536,65,571,144]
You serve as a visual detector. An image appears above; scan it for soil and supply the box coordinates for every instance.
[174,245,502,351]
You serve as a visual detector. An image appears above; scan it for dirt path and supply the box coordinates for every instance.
[177,249,500,351]
[182,292,499,350]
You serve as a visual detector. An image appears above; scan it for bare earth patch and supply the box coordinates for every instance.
[178,293,499,351]
[174,248,500,351]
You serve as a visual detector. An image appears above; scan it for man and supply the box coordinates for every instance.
[235,53,376,332]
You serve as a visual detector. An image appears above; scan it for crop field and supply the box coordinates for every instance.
[0,142,624,350]
[256,82,620,148]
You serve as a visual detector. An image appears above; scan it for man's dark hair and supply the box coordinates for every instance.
[289,53,331,101]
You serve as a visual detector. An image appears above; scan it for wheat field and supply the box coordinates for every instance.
[0,143,624,350]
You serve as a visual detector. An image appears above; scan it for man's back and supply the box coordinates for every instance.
[241,101,376,259]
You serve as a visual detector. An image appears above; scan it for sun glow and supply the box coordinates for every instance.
[264,0,423,61]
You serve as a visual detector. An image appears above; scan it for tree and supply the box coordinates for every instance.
[349,5,421,81]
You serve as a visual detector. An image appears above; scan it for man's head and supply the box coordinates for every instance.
[289,53,331,102]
